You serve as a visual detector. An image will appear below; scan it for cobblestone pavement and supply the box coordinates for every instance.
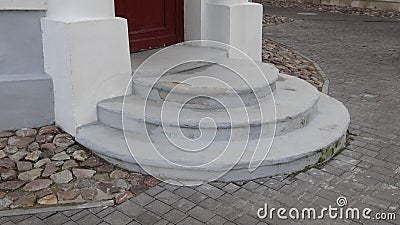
[256,0,400,19]
[2,7,400,225]
[0,126,158,210]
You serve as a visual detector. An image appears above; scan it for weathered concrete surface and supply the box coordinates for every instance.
[2,8,400,225]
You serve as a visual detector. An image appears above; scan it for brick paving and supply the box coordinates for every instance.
[2,7,400,225]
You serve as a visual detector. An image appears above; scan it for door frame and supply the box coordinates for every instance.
[175,0,185,45]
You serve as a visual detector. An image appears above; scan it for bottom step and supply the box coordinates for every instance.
[76,94,349,185]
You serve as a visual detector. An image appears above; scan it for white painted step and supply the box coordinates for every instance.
[77,93,350,183]
[133,58,279,109]
[98,74,320,140]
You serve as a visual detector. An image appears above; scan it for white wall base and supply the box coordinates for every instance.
[41,17,131,136]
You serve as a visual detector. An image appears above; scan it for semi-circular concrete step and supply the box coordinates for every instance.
[77,93,350,183]
[131,44,229,75]
[98,74,320,140]
[133,59,279,109]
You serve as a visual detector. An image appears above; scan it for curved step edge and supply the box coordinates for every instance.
[97,74,320,139]
[77,94,350,182]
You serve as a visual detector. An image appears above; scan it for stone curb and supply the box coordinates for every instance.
[0,200,114,217]
[265,38,330,94]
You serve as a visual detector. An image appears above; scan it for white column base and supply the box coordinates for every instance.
[205,1,262,61]
[42,18,132,136]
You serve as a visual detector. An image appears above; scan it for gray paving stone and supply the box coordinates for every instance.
[116,201,146,218]
[35,211,57,220]
[2,222,17,225]
[132,193,155,206]
[145,186,165,197]
[274,194,300,207]
[218,193,241,205]
[172,198,196,212]
[224,208,244,222]
[153,219,169,225]
[62,221,79,225]
[127,221,142,225]
[102,211,132,225]
[144,200,173,216]
[206,215,228,225]
[173,187,197,198]
[15,216,43,225]
[62,209,82,217]
[89,207,108,214]
[154,190,181,205]
[76,214,103,225]
[177,217,203,225]
[214,205,236,218]
[163,209,187,224]
[162,184,180,192]
[242,181,261,191]
[234,214,259,225]
[223,221,236,225]
[43,213,69,225]
[196,184,224,199]
[0,217,10,224]
[135,211,161,225]
[198,197,222,211]
[187,192,208,204]
[70,210,91,221]
[7,215,31,223]
[209,182,227,189]
[260,178,285,190]
[232,188,254,200]
[188,206,215,223]
[96,207,116,219]
[221,183,241,194]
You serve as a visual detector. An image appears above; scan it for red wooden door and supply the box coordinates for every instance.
[115,0,184,52]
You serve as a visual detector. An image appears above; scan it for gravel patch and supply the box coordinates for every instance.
[262,39,325,91]
[263,14,295,26]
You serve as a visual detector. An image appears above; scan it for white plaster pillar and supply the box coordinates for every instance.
[42,0,132,136]
[184,0,262,60]
[203,0,263,61]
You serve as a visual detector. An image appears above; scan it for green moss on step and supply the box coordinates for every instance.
[301,117,308,127]
[318,147,334,163]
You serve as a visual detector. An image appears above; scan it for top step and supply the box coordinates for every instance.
[131,45,229,75]
[133,58,279,109]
